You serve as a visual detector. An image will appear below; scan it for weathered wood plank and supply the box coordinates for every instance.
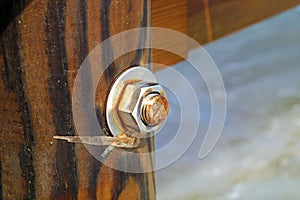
[208,0,300,40]
[0,19,33,199]
[152,0,187,70]
[189,0,300,43]
[0,0,155,199]
[19,1,59,198]
[152,0,300,67]
[65,0,98,199]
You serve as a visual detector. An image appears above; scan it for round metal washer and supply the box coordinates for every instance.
[106,66,158,136]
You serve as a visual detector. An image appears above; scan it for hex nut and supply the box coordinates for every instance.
[118,81,167,135]
[106,66,169,137]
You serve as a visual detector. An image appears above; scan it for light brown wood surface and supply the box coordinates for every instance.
[152,0,188,70]
[152,0,300,67]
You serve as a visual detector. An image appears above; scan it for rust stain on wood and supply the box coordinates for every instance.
[119,177,141,200]
[96,165,116,199]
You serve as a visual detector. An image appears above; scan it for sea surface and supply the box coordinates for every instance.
[155,6,300,200]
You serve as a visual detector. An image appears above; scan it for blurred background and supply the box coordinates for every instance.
[155,5,300,200]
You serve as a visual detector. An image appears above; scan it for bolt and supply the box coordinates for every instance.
[106,66,169,136]
[118,82,168,134]
[141,93,169,127]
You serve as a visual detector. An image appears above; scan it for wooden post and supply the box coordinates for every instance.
[0,0,155,199]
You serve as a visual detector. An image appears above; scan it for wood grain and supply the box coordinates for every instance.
[0,0,155,199]
[207,0,300,40]
[189,0,300,43]
[152,0,300,68]
[0,21,27,198]
[152,0,187,70]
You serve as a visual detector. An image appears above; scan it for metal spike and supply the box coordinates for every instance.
[53,132,139,148]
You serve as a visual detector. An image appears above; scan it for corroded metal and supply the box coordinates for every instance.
[141,93,169,127]
[106,66,168,136]
[53,132,139,148]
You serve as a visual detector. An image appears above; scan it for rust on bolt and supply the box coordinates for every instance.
[141,93,169,127]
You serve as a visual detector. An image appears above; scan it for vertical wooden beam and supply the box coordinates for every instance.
[0,0,155,199]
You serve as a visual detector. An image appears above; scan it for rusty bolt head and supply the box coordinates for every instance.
[141,93,169,127]
[118,82,168,135]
